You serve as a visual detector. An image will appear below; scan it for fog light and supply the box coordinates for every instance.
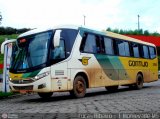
[38,83,46,89]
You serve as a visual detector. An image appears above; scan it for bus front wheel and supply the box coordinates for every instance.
[70,76,86,98]
[38,92,53,99]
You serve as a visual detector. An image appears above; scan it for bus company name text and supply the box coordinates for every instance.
[128,60,148,67]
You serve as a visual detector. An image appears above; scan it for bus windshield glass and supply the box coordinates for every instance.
[10,31,53,72]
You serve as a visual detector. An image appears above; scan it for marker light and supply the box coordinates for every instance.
[20,39,26,43]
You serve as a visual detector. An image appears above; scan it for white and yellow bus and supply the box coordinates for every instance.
[3,25,158,98]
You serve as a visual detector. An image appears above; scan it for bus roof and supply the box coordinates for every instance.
[79,27,156,47]
[104,30,155,47]
[18,25,155,47]
[18,25,79,38]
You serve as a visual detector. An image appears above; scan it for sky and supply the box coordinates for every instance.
[0,0,160,32]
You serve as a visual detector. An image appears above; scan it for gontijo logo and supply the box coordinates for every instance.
[79,57,91,66]
[128,60,148,67]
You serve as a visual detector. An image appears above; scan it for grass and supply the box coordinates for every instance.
[0,91,14,98]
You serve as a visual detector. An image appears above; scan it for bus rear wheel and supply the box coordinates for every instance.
[38,92,53,99]
[105,86,119,92]
[134,73,143,90]
[70,76,86,98]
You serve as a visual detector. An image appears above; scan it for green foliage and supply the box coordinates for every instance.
[0,35,18,61]
[144,30,149,36]
[119,29,124,34]
[106,27,111,31]
[0,27,30,35]
[113,29,119,33]
[0,92,14,97]
[0,34,18,44]
[0,54,3,64]
[151,32,160,36]
[106,27,160,36]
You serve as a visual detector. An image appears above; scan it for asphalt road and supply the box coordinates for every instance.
[0,80,160,119]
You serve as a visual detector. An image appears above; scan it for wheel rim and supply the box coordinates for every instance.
[76,80,85,94]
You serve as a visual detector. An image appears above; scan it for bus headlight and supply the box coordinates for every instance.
[31,71,50,81]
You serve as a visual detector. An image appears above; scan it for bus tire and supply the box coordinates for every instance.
[134,73,143,90]
[70,76,86,98]
[105,86,118,92]
[38,92,53,99]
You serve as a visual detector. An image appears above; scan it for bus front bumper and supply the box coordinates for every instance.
[9,76,52,93]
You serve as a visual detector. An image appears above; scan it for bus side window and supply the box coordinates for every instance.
[80,33,99,53]
[124,42,130,56]
[117,40,125,56]
[116,40,130,56]
[142,45,149,59]
[103,37,114,55]
[51,39,65,59]
[149,46,156,59]
[131,43,140,58]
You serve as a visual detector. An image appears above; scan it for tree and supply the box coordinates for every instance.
[106,27,160,36]
[113,29,119,33]
[138,29,143,35]
[152,32,160,36]
[144,30,149,36]
[119,29,124,34]
[0,27,30,35]
[106,27,112,31]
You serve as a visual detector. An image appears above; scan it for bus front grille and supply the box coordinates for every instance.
[11,79,34,84]
[13,85,33,90]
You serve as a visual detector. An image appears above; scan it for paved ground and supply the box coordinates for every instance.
[0,80,160,119]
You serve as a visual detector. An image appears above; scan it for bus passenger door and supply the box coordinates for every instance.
[50,38,68,91]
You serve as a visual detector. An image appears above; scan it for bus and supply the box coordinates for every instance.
[3,25,158,98]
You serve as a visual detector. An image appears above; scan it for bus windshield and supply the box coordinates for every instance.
[10,29,78,73]
[10,31,53,72]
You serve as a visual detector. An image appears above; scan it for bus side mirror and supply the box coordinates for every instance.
[53,30,62,47]
[1,39,16,54]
